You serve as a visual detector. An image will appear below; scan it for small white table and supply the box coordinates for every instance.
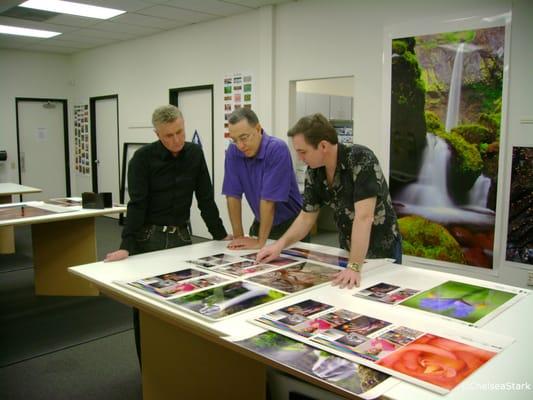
[0,183,41,254]
[1,201,126,296]
[69,241,532,400]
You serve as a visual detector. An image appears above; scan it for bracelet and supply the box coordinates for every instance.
[347,262,363,273]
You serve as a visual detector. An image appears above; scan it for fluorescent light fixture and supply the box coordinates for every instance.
[19,0,126,20]
[0,24,61,38]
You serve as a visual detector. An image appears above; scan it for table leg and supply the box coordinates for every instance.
[140,311,266,400]
[0,194,15,254]
[32,217,99,296]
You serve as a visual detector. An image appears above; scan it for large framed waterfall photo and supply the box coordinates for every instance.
[385,13,511,270]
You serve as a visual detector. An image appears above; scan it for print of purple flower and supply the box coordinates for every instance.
[419,298,475,318]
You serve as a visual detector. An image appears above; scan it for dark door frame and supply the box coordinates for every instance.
[169,85,215,183]
[15,97,71,199]
[90,94,120,193]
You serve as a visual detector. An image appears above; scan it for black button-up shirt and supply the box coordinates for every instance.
[302,143,400,258]
[120,140,227,252]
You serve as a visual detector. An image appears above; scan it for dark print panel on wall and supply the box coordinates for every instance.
[506,146,533,265]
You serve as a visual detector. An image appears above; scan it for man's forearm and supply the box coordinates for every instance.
[349,198,376,264]
[257,200,275,246]
[226,196,244,237]
[277,211,318,248]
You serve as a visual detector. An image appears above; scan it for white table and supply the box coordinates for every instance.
[1,201,126,296]
[0,183,41,253]
[69,241,533,400]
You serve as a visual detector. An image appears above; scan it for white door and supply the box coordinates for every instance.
[18,100,67,201]
[177,89,213,239]
[94,97,120,215]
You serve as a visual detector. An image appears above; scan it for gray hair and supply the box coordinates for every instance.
[228,108,259,126]
[152,105,183,127]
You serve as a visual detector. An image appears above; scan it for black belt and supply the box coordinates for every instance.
[148,224,187,234]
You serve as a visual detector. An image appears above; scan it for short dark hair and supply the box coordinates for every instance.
[228,108,259,126]
[287,113,338,148]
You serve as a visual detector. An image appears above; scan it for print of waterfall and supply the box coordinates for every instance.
[395,42,494,229]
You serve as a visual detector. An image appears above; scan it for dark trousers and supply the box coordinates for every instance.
[131,224,192,367]
[249,216,310,242]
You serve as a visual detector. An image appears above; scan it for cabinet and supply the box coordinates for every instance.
[295,92,353,121]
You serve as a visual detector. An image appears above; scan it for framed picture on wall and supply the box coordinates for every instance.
[383,11,511,272]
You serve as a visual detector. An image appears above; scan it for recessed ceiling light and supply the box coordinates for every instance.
[19,0,126,20]
[0,24,61,38]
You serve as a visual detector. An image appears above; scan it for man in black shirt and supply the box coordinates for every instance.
[105,104,228,262]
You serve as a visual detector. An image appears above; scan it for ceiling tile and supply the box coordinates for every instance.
[0,15,77,33]
[92,20,163,35]
[74,28,136,41]
[55,32,116,45]
[22,43,80,53]
[44,14,101,28]
[164,0,251,16]
[0,34,40,47]
[47,38,98,49]
[137,5,217,23]
[228,0,290,7]
[67,0,154,13]
[110,12,186,29]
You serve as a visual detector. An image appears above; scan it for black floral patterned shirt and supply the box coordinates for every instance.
[303,143,400,258]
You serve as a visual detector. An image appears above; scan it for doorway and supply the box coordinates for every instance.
[169,85,214,239]
[15,98,70,201]
[90,95,120,213]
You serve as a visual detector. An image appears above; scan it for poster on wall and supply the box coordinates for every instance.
[388,25,507,270]
[73,104,90,176]
[506,146,532,265]
[223,73,254,148]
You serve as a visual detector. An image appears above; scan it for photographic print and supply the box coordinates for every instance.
[212,260,278,277]
[0,205,55,220]
[337,316,391,337]
[400,280,516,324]
[353,338,399,362]
[377,334,496,390]
[255,300,335,338]
[506,146,533,265]
[354,283,419,305]
[235,331,392,396]
[389,26,506,269]
[282,247,349,267]
[186,253,244,268]
[379,327,424,347]
[246,262,339,293]
[169,281,285,320]
[241,252,297,267]
[128,269,207,297]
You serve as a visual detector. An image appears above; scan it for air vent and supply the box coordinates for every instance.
[0,6,59,22]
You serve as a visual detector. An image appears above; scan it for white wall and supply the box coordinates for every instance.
[69,8,274,231]
[1,0,531,287]
[0,49,73,184]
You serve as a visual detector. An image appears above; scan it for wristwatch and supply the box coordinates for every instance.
[346,262,363,273]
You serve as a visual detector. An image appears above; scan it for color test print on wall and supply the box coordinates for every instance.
[223,73,254,148]
[73,104,90,175]
[389,26,506,269]
[506,146,533,265]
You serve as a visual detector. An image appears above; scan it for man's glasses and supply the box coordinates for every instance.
[230,133,253,145]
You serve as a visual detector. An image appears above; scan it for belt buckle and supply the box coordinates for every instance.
[162,225,177,234]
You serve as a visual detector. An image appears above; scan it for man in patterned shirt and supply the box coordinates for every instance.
[257,113,401,289]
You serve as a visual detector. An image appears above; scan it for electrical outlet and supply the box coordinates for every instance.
[528,272,533,287]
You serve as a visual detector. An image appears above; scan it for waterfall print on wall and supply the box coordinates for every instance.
[389,26,506,269]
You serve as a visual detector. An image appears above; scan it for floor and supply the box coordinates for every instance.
[0,217,338,400]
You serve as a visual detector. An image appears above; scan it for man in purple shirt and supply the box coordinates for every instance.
[223,108,302,250]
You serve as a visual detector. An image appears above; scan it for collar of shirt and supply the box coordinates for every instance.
[155,140,189,160]
[315,143,350,191]
[234,130,270,159]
